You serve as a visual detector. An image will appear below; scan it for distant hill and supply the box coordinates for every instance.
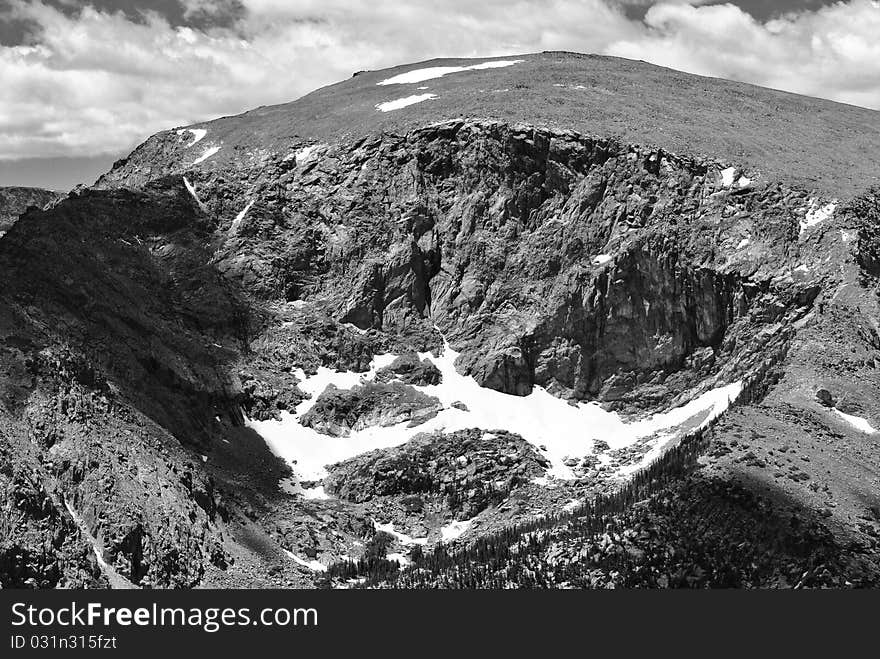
[101,51,880,198]
[0,186,64,235]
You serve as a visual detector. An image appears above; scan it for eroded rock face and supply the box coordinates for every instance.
[98,120,817,413]
[300,382,441,436]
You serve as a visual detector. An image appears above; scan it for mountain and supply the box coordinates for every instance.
[0,186,64,236]
[1,52,878,589]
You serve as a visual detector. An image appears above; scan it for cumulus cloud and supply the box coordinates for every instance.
[0,0,878,161]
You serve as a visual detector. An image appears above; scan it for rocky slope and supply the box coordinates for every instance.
[1,52,879,588]
[0,186,63,236]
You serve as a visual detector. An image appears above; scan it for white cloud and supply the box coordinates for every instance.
[1,0,879,161]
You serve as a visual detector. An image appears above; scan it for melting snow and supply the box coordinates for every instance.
[284,550,327,572]
[736,238,751,249]
[833,409,876,434]
[287,144,322,165]
[377,59,524,85]
[374,521,429,546]
[182,176,207,212]
[720,167,736,188]
[230,200,253,233]
[440,519,472,542]
[794,264,810,273]
[801,199,837,234]
[247,335,743,486]
[592,254,612,265]
[177,128,207,146]
[376,93,437,112]
[193,145,221,165]
[737,176,752,188]
[64,500,134,588]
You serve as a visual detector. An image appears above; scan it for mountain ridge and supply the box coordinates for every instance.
[1,52,879,589]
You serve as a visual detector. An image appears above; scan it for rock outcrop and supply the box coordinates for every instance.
[300,382,442,436]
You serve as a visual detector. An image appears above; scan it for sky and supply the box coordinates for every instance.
[1,0,879,190]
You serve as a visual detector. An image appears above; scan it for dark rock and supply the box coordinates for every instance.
[300,382,442,437]
[375,352,441,386]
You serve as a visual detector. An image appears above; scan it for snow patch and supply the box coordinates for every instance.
[246,324,744,489]
[374,521,429,546]
[247,334,743,486]
[377,59,524,85]
[182,176,207,212]
[440,519,472,542]
[736,238,751,249]
[833,409,876,434]
[229,200,253,233]
[720,167,736,188]
[193,145,221,165]
[794,264,809,273]
[801,199,837,234]
[376,93,437,112]
[592,254,612,265]
[283,550,327,572]
[286,144,323,165]
[64,500,135,588]
[177,128,207,146]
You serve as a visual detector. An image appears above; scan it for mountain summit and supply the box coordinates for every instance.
[1,53,879,589]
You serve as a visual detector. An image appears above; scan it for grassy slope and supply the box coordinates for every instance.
[185,51,880,198]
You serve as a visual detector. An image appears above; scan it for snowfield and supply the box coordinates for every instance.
[247,334,743,487]
[833,409,876,434]
[229,200,253,233]
[377,59,524,85]
[440,519,473,542]
[177,128,207,146]
[182,176,207,212]
[374,521,429,546]
[720,167,736,188]
[193,145,221,164]
[284,549,326,572]
[801,199,837,234]
[376,93,437,112]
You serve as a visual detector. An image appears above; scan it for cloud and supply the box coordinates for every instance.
[0,0,879,161]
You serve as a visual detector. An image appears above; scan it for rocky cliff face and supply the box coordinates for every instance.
[2,53,879,588]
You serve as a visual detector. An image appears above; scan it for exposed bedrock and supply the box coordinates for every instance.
[324,429,550,517]
[1,113,850,588]
[95,119,821,413]
[300,382,442,437]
